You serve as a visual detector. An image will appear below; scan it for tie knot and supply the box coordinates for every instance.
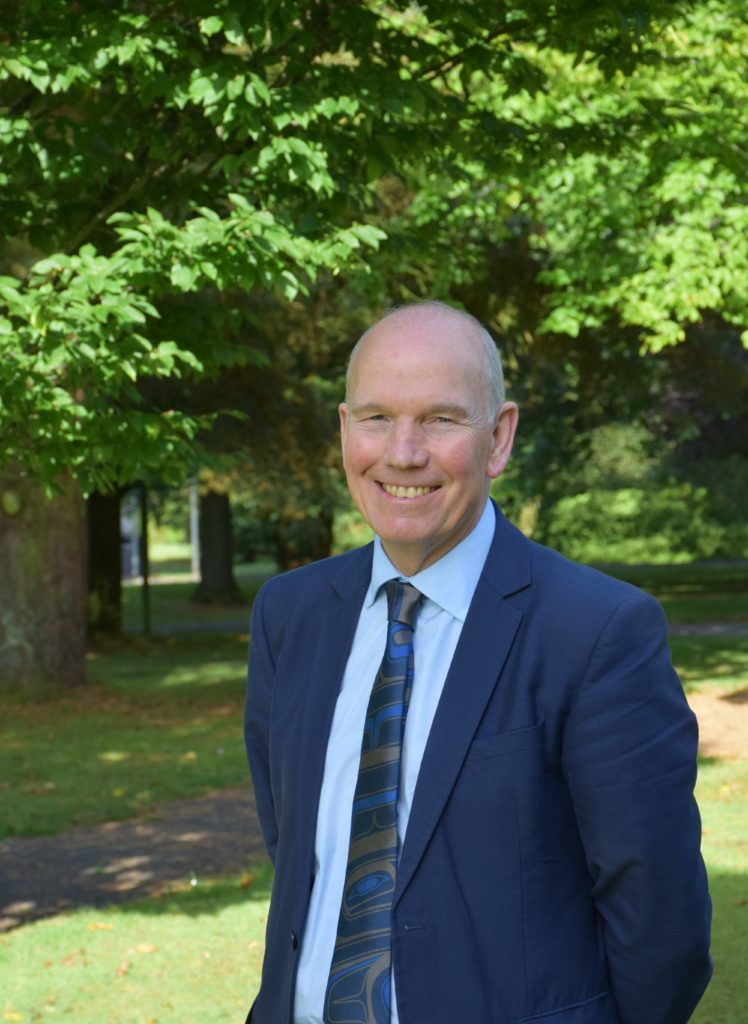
[384,579,422,629]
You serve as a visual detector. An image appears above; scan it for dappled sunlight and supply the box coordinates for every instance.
[672,635,748,694]
[85,634,249,702]
[0,789,266,930]
[157,660,246,690]
[0,701,247,839]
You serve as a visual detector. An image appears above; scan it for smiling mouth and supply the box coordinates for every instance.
[380,483,438,498]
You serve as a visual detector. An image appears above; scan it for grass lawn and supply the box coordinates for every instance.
[691,755,748,1024]
[671,635,748,695]
[600,561,748,593]
[1,562,745,1019]
[1,760,745,1022]
[0,634,250,839]
[121,570,272,635]
[0,865,273,1023]
[122,580,253,633]
[601,560,748,625]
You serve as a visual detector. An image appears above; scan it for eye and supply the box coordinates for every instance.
[356,413,388,425]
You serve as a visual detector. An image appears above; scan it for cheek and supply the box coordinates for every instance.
[344,433,381,473]
[444,439,487,481]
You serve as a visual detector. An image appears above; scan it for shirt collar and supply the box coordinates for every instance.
[365,500,496,622]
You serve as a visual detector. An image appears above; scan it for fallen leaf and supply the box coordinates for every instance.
[4,1013,23,1021]
[87,922,114,931]
[240,873,254,889]
[134,943,157,954]
[116,960,130,977]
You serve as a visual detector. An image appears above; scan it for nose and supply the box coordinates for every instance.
[385,419,428,469]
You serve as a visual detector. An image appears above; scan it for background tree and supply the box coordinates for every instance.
[192,483,243,604]
[346,0,748,556]
[0,0,717,686]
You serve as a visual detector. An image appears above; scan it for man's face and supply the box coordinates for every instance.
[339,309,517,576]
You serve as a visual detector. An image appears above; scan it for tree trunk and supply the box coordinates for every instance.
[0,470,87,690]
[87,488,124,637]
[191,489,242,604]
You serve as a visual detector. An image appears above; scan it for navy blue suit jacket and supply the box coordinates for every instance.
[245,505,711,1023]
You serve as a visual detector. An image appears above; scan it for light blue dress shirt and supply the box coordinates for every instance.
[293,500,496,1024]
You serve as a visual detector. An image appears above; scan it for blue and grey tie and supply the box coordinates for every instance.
[324,579,422,1024]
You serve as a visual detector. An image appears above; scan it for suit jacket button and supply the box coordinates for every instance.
[290,930,299,950]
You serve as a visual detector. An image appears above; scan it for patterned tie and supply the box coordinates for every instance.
[324,580,422,1024]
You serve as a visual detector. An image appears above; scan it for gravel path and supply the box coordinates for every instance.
[0,787,266,932]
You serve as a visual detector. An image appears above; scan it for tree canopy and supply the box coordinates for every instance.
[1,0,701,491]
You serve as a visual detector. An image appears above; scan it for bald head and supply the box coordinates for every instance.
[346,301,506,424]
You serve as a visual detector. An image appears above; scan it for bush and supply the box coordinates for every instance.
[541,484,744,564]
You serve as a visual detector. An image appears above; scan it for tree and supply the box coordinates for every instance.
[0,469,86,686]
[0,0,698,686]
[192,487,242,604]
[87,487,126,636]
[524,2,748,352]
[345,0,748,540]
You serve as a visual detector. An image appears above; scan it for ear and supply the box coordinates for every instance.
[487,402,518,480]
[338,402,348,469]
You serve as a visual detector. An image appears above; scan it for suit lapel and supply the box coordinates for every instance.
[292,546,373,841]
[394,507,531,903]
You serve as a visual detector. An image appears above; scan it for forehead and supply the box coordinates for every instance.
[350,311,484,394]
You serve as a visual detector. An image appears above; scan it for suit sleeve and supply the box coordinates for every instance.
[245,583,279,864]
[562,590,712,1024]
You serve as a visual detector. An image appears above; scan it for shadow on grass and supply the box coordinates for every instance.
[599,561,748,595]
[671,635,748,694]
[121,572,271,635]
[86,632,249,700]
[724,687,748,704]
[113,861,274,919]
[0,782,268,929]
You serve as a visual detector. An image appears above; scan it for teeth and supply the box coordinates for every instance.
[382,484,435,498]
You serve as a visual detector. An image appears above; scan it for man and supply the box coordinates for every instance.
[245,301,712,1024]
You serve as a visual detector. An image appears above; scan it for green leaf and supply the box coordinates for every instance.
[199,16,224,37]
[248,73,271,106]
[170,263,198,290]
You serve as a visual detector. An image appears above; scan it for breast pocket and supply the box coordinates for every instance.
[457,720,551,870]
[466,721,545,761]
